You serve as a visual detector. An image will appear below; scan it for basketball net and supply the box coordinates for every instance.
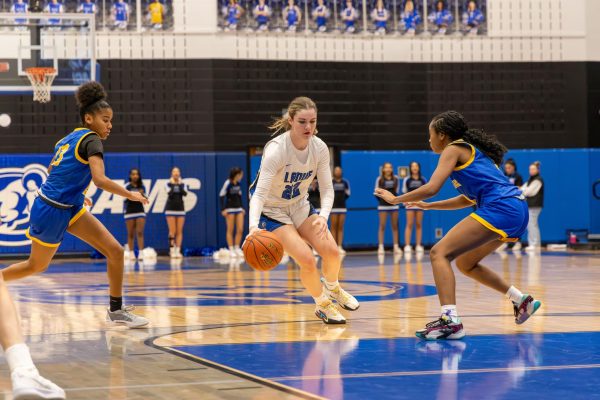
[25,67,57,103]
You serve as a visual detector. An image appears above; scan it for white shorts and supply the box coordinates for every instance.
[259,200,318,231]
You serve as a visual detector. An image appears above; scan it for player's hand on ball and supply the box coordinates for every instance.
[84,197,93,207]
[405,201,430,210]
[312,216,328,239]
[374,188,397,205]
[245,227,263,241]
[129,191,149,205]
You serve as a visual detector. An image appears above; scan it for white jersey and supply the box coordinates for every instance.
[249,131,334,229]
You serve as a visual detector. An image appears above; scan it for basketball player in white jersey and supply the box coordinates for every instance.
[248,97,359,324]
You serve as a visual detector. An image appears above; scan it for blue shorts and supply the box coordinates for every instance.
[470,197,528,242]
[26,197,86,247]
[259,202,318,232]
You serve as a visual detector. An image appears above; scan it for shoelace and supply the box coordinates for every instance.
[123,305,136,312]
[425,317,448,328]
[322,302,341,315]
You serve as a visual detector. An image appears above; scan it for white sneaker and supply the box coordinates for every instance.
[174,247,183,259]
[322,281,360,311]
[124,249,135,261]
[235,247,244,257]
[106,306,149,328]
[377,245,385,255]
[415,245,425,254]
[338,246,346,255]
[142,247,157,259]
[525,245,540,252]
[11,367,66,400]
[315,301,346,324]
[169,247,175,258]
[404,245,412,254]
[512,242,522,251]
[393,245,402,255]
[137,250,144,260]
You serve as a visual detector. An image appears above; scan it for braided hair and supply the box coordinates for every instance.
[430,111,507,165]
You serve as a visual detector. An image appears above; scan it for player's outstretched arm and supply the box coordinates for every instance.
[89,155,148,204]
[407,195,474,211]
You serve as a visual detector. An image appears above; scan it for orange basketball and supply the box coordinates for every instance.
[242,231,284,271]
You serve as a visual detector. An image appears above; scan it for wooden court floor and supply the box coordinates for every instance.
[1,251,599,399]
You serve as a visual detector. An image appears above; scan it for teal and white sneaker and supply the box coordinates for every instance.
[513,295,542,325]
[11,367,66,400]
[315,301,346,324]
[106,305,149,328]
[321,279,360,311]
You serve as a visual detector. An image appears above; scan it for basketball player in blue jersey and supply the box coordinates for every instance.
[341,0,358,33]
[283,0,301,31]
[10,0,28,29]
[375,111,541,340]
[0,278,65,398]
[312,0,329,32]
[370,0,389,34]
[1,82,150,329]
[44,0,64,27]
[78,0,97,14]
[253,0,271,31]
[112,0,129,30]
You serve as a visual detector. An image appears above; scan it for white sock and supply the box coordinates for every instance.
[441,305,459,322]
[314,292,330,306]
[234,245,240,251]
[229,246,234,251]
[5,343,36,373]
[324,280,339,290]
[506,286,524,303]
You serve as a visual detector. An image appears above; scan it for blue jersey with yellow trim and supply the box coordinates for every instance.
[41,128,97,207]
[448,140,522,207]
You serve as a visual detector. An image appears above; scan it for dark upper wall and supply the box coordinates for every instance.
[0,60,594,153]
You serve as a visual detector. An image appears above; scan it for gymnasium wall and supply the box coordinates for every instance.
[0,152,247,255]
[339,148,600,247]
[0,60,596,153]
[0,148,597,255]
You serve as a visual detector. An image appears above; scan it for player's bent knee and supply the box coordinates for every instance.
[296,255,317,271]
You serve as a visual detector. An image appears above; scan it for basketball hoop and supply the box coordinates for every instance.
[25,67,57,103]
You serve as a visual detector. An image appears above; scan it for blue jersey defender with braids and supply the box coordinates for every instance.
[375,111,541,340]
[1,81,149,329]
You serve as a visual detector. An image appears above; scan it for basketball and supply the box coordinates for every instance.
[242,231,284,271]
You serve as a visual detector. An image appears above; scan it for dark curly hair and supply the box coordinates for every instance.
[430,111,507,166]
[75,81,111,123]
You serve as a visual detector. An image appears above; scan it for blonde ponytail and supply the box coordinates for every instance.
[269,96,317,136]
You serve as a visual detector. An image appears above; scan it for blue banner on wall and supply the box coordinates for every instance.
[0,152,247,254]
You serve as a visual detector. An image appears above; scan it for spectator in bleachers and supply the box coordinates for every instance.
[341,0,358,33]
[222,0,243,31]
[283,0,301,32]
[147,0,165,30]
[312,0,330,33]
[428,0,453,35]
[10,0,28,31]
[78,0,97,14]
[112,0,130,30]
[462,0,484,35]
[370,0,389,35]
[400,0,421,36]
[44,0,64,28]
[253,0,272,31]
